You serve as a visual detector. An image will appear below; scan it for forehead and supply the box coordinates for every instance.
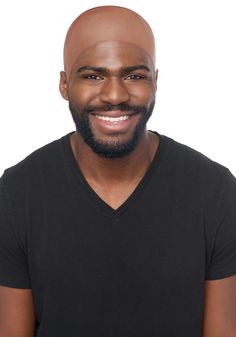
[71,40,154,73]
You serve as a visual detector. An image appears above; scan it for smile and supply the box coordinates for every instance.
[95,115,130,122]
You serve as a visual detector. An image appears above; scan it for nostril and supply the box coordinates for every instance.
[100,79,130,104]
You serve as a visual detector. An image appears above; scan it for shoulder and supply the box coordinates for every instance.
[157,133,236,217]
[161,133,234,186]
[163,134,227,170]
[0,133,72,197]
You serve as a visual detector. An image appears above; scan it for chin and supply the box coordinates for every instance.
[83,130,144,159]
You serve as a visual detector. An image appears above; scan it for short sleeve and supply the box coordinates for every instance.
[205,169,236,280]
[0,176,31,288]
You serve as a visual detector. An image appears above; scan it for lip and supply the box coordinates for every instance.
[91,110,135,118]
[90,112,139,132]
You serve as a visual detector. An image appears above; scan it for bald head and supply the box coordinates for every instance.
[63,6,156,79]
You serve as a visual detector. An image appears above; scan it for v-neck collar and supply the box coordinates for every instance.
[61,130,167,218]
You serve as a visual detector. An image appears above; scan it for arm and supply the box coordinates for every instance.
[203,275,236,337]
[0,285,36,337]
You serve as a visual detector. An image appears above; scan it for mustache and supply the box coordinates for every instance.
[82,103,147,115]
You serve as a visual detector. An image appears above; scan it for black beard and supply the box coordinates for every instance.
[69,101,155,159]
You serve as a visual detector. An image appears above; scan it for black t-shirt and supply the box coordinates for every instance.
[0,131,236,337]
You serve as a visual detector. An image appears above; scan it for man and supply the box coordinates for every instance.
[0,5,235,337]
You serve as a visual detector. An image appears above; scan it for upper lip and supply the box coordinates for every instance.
[91,110,135,117]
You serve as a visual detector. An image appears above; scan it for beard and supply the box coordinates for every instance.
[69,101,155,159]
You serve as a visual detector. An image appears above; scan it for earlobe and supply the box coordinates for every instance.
[59,71,69,101]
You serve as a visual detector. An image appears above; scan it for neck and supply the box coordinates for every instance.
[70,129,159,185]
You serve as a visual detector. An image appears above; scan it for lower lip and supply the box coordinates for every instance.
[91,114,138,132]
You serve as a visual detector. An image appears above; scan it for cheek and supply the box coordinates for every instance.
[128,84,156,104]
[69,81,99,106]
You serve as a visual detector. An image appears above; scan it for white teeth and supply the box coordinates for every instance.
[95,115,129,122]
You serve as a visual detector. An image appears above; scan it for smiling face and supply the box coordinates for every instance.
[59,6,157,158]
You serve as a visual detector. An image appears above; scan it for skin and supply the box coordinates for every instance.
[0,287,36,337]
[203,276,236,337]
[67,40,156,160]
[0,6,236,337]
[60,39,158,209]
[60,6,159,209]
[63,6,156,80]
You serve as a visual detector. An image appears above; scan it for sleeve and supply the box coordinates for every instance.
[205,169,236,280]
[0,176,31,288]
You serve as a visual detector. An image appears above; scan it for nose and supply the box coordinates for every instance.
[99,78,130,105]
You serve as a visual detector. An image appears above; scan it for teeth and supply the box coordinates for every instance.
[95,115,130,122]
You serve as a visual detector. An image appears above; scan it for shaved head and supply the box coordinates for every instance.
[60,6,157,159]
[63,6,156,79]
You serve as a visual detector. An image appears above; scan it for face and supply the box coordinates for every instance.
[60,40,157,158]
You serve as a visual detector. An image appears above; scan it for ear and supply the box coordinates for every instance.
[155,69,158,82]
[59,71,69,101]
[154,68,158,91]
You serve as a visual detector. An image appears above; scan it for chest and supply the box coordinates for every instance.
[85,179,142,209]
[27,183,205,335]
[28,185,205,292]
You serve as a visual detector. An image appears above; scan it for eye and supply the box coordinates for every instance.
[83,74,103,80]
[125,74,145,80]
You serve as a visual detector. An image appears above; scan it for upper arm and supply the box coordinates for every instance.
[0,285,36,337]
[203,275,236,337]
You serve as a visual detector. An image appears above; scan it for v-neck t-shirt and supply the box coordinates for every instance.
[0,131,236,337]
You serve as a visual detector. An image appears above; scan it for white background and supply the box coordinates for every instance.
[0,0,235,176]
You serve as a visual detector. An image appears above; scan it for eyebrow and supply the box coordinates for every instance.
[76,65,151,75]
